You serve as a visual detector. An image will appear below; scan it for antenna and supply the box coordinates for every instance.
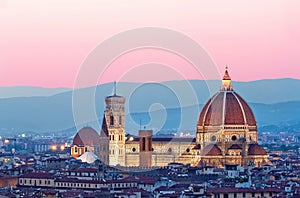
[139,119,142,130]
[114,81,117,96]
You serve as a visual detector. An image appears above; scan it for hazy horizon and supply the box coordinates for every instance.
[0,77,299,89]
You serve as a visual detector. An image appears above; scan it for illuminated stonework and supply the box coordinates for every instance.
[196,67,270,167]
[71,68,270,168]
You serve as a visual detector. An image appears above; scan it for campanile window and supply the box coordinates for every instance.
[110,115,114,126]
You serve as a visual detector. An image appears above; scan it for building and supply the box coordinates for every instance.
[0,173,18,188]
[206,187,281,198]
[71,68,270,168]
[71,127,100,158]
[18,173,55,188]
[196,67,270,167]
[105,84,126,166]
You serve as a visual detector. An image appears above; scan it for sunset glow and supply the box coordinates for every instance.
[0,0,299,88]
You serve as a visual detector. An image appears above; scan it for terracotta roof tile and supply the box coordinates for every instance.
[201,144,222,156]
[198,91,257,127]
[248,144,268,155]
[72,127,100,146]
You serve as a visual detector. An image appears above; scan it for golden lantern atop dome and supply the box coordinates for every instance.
[221,66,233,91]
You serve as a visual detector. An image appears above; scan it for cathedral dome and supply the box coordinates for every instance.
[72,127,100,146]
[198,67,256,127]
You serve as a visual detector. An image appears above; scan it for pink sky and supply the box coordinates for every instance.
[0,0,299,88]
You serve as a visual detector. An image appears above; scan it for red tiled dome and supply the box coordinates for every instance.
[198,68,256,127]
[198,91,256,126]
[72,127,100,146]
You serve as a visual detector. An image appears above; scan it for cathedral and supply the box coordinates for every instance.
[71,68,270,168]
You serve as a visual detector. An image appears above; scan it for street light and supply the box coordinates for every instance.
[51,145,57,151]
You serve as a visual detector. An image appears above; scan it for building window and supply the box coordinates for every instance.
[186,148,190,153]
[142,137,146,151]
[119,115,122,125]
[231,135,237,141]
[132,148,136,152]
[110,115,114,126]
[211,135,216,141]
[168,148,172,153]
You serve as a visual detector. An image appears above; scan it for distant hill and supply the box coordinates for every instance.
[0,78,299,135]
[128,102,300,135]
[0,86,70,99]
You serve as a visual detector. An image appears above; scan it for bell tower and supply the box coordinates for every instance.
[105,82,126,166]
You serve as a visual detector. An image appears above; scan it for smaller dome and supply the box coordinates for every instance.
[72,127,100,146]
[77,151,99,164]
[201,144,222,156]
[248,144,267,155]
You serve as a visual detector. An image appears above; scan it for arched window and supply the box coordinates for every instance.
[211,136,216,142]
[142,137,146,151]
[110,115,114,126]
[119,115,122,125]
